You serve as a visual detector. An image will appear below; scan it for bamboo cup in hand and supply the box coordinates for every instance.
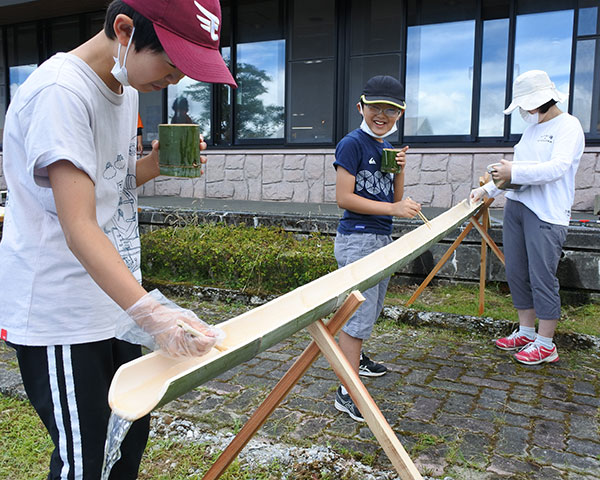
[158,124,201,177]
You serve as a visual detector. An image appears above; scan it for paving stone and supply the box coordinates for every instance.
[530,446,600,474]
[541,397,598,416]
[487,454,540,476]
[508,384,539,403]
[570,414,600,442]
[567,438,600,457]
[573,380,598,396]
[541,381,571,400]
[428,378,480,395]
[435,365,464,381]
[282,395,331,416]
[261,408,302,438]
[458,432,490,466]
[442,392,476,414]
[405,396,443,421]
[474,408,529,429]
[290,415,334,442]
[533,419,567,450]
[572,393,600,408]
[496,425,529,456]
[396,419,456,440]
[462,375,510,390]
[202,379,243,396]
[436,413,496,435]
[477,388,509,409]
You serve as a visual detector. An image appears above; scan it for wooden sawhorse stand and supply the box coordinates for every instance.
[406,197,505,315]
[202,291,424,480]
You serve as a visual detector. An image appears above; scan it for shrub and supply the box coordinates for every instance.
[141,224,336,295]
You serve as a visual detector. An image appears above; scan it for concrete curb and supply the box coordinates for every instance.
[382,306,600,351]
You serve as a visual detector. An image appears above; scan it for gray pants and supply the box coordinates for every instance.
[334,232,392,339]
[503,199,567,320]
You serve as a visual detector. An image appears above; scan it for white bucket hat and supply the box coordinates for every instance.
[503,70,568,115]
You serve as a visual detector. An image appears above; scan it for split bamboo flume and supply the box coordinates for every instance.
[109,200,483,421]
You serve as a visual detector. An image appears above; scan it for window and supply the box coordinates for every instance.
[0,27,5,148]
[47,17,80,56]
[347,55,403,143]
[234,0,285,142]
[215,46,233,145]
[167,80,212,137]
[236,39,285,140]
[138,91,162,145]
[288,0,336,143]
[479,18,510,136]
[350,0,403,55]
[7,23,38,101]
[405,1,477,137]
[510,8,574,134]
[572,2,600,137]
[347,0,404,142]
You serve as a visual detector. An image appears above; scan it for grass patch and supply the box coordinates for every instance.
[386,283,600,337]
[0,395,53,479]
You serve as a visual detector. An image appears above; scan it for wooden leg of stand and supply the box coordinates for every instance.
[478,207,489,315]
[405,222,474,306]
[406,200,494,307]
[306,320,423,480]
[201,291,365,480]
[469,217,505,265]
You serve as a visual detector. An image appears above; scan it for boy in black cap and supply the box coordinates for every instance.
[333,75,421,422]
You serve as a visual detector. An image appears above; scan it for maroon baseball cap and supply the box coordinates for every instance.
[122,0,237,87]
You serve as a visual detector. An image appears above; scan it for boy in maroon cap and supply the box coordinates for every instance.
[0,0,234,477]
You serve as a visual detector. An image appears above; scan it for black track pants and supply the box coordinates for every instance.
[9,339,150,480]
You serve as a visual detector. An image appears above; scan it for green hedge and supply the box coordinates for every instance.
[140,224,336,295]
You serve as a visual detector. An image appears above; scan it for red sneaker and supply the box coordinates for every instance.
[495,330,534,351]
[514,343,559,365]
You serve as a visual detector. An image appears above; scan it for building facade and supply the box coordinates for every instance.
[1,0,599,210]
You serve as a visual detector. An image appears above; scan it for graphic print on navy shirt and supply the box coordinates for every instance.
[333,129,395,235]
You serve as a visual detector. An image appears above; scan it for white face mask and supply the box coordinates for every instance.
[519,108,539,125]
[358,105,398,139]
[111,27,136,87]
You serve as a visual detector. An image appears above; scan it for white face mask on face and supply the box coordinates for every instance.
[111,26,136,87]
[358,104,398,139]
[519,107,539,125]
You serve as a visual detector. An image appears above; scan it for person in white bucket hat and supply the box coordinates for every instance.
[502,69,568,115]
[470,70,584,366]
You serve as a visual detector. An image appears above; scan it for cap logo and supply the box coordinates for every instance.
[195,1,220,42]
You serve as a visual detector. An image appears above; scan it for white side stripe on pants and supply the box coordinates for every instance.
[47,346,83,479]
[63,346,83,479]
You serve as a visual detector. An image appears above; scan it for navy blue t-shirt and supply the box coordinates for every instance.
[333,128,395,235]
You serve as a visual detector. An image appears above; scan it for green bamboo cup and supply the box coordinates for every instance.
[381,148,403,174]
[158,124,201,177]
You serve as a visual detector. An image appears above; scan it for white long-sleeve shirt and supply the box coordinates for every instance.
[483,112,585,226]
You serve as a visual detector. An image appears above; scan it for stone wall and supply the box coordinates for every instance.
[2,147,600,211]
[136,147,600,212]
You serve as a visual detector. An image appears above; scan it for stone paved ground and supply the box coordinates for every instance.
[1,309,599,479]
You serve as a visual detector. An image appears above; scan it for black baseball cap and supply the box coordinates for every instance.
[361,75,406,110]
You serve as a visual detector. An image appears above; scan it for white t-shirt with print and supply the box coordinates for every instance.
[483,113,584,226]
[0,53,140,346]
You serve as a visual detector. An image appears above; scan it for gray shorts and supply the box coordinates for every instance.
[334,232,392,339]
[503,199,568,320]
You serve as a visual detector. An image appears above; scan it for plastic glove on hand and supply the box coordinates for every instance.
[469,187,486,205]
[126,289,225,358]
